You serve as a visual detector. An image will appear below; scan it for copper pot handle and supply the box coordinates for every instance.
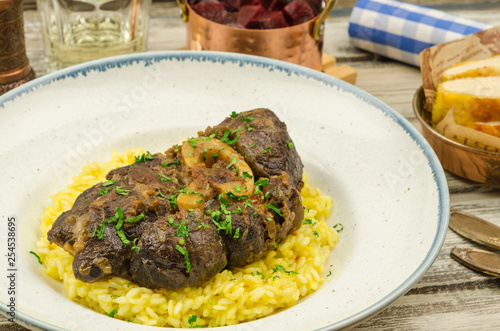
[177,0,188,22]
[311,0,337,40]
[177,0,336,38]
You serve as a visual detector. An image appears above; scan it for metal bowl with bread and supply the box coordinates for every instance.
[413,86,500,185]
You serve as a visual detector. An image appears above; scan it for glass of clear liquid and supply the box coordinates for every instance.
[37,0,152,69]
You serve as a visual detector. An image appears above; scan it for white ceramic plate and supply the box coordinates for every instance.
[0,51,449,331]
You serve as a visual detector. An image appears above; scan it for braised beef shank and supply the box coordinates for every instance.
[47,108,304,290]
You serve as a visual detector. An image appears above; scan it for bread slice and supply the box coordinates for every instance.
[442,54,500,82]
[431,77,500,134]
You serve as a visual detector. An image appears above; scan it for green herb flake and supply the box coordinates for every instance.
[220,130,231,143]
[188,138,199,148]
[272,264,298,275]
[116,230,130,246]
[102,179,115,187]
[108,308,118,318]
[288,142,294,149]
[327,271,332,277]
[99,188,111,196]
[227,156,238,170]
[197,223,211,229]
[233,228,240,239]
[246,124,253,131]
[273,243,278,249]
[302,219,313,225]
[29,251,43,265]
[261,146,272,154]
[177,219,190,238]
[240,116,255,122]
[131,238,140,253]
[158,173,172,182]
[230,111,239,118]
[266,204,282,216]
[201,133,216,141]
[313,230,319,238]
[93,221,106,240]
[134,151,154,163]
[115,185,130,196]
[333,223,344,233]
[188,314,202,328]
[162,160,180,167]
[176,244,191,272]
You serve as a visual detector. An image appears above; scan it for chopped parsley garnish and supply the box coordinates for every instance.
[131,238,140,253]
[261,146,272,154]
[302,219,313,225]
[243,199,253,210]
[102,179,115,187]
[177,219,190,238]
[188,314,202,328]
[327,270,332,277]
[273,243,278,249]
[115,185,130,196]
[99,188,111,196]
[246,124,253,131]
[233,228,240,239]
[134,151,154,162]
[165,193,179,209]
[230,111,239,118]
[333,223,344,233]
[158,173,172,182]
[266,204,282,216]
[220,130,230,143]
[93,221,106,239]
[212,148,225,159]
[201,133,216,141]
[313,230,319,238]
[227,156,238,170]
[211,214,232,235]
[249,142,257,148]
[254,178,269,194]
[197,223,211,229]
[272,264,298,275]
[226,135,239,145]
[240,116,254,122]
[162,160,180,167]
[288,142,294,149]
[241,171,253,179]
[116,230,130,246]
[187,138,199,148]
[108,309,118,318]
[176,244,191,272]
[29,251,42,265]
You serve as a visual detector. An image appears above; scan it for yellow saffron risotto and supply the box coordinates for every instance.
[35,148,338,328]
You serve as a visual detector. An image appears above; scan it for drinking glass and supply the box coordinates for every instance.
[37,0,152,69]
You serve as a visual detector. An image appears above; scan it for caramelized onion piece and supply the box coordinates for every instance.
[180,138,254,205]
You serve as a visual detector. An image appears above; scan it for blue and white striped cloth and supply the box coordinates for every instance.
[348,0,492,67]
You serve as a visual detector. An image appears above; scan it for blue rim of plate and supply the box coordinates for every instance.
[0,50,450,331]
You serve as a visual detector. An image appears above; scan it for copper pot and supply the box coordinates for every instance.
[177,0,337,70]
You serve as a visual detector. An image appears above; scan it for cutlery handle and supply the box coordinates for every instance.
[451,247,500,277]
[449,209,500,250]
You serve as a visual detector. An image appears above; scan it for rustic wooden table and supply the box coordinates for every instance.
[3,1,500,330]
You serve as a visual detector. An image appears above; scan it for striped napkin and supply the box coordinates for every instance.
[348,0,492,67]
